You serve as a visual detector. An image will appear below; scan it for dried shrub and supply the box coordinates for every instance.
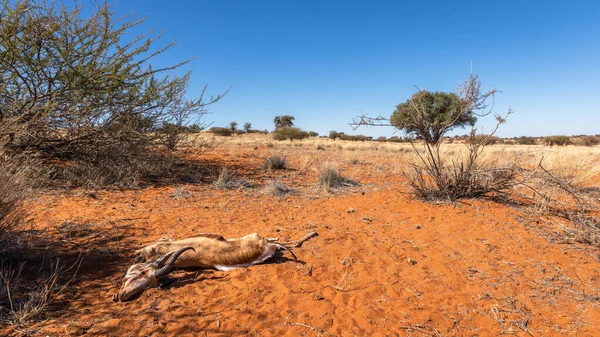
[0,153,40,239]
[262,155,287,170]
[0,258,80,328]
[317,162,357,192]
[518,160,600,249]
[263,180,293,197]
[406,157,518,201]
[213,167,251,190]
[578,136,600,147]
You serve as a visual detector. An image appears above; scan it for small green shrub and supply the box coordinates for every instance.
[272,127,309,141]
[516,136,536,145]
[472,135,500,145]
[339,134,372,142]
[209,127,233,137]
[329,131,344,139]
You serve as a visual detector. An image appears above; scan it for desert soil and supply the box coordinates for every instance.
[4,144,600,336]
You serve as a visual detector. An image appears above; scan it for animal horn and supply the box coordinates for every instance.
[153,246,195,278]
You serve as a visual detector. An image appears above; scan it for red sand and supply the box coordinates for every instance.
[5,146,600,336]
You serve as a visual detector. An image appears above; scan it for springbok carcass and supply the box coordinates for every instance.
[134,232,318,271]
[115,246,195,302]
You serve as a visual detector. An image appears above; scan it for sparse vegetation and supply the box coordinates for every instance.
[1,259,80,328]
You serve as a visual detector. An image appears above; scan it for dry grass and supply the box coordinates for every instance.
[0,258,81,329]
[263,180,294,197]
[317,162,357,192]
[262,155,288,170]
[213,167,251,190]
[171,186,192,200]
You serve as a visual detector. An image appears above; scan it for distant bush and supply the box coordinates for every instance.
[577,136,600,147]
[544,135,572,146]
[245,129,268,134]
[329,131,345,139]
[308,131,319,137]
[339,134,372,142]
[387,136,405,143]
[209,127,233,136]
[272,127,309,141]
[376,136,388,142]
[472,135,500,145]
[516,136,536,145]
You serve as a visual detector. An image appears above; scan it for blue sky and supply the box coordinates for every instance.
[111,0,599,138]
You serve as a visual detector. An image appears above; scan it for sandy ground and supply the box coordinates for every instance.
[4,143,600,336]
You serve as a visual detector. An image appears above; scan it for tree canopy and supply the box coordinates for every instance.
[390,91,476,144]
[273,115,295,129]
[0,0,226,187]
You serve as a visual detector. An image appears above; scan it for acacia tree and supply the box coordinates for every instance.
[243,122,252,132]
[229,121,238,133]
[0,0,226,186]
[391,91,476,144]
[352,74,514,201]
[273,115,294,129]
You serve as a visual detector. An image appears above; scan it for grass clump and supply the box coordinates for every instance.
[263,180,293,197]
[317,162,357,192]
[262,155,287,170]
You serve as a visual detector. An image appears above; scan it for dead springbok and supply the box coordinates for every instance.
[115,246,195,301]
[134,232,317,271]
